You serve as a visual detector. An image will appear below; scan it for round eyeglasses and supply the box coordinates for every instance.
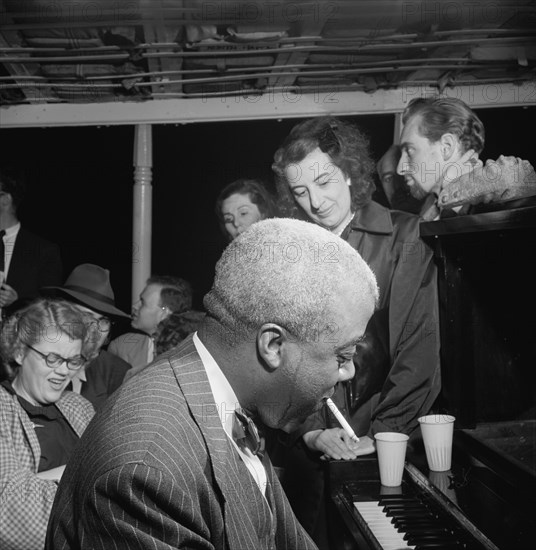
[25,344,86,370]
[90,315,115,332]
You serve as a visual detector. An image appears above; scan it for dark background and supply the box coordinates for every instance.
[1,106,534,314]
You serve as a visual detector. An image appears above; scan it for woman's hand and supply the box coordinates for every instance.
[36,465,66,482]
[303,429,375,460]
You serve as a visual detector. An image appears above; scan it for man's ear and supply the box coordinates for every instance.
[257,323,288,370]
[439,133,459,161]
[0,192,13,207]
[158,303,171,323]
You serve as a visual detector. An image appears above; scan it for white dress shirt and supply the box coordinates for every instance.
[1,221,20,282]
[193,332,268,496]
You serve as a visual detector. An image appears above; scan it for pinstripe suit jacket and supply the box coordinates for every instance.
[46,335,317,550]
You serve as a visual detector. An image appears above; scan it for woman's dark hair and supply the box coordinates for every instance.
[146,275,193,313]
[154,310,205,355]
[272,116,376,218]
[215,178,278,239]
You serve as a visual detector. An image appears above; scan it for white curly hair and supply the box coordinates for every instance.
[203,218,378,345]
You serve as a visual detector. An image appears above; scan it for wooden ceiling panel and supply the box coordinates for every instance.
[0,0,534,106]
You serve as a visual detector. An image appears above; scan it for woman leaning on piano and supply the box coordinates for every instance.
[271,116,441,547]
[0,298,97,550]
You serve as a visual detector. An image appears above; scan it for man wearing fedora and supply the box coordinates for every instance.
[43,264,132,410]
[108,275,194,375]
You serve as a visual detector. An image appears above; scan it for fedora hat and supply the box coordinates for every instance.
[43,263,130,318]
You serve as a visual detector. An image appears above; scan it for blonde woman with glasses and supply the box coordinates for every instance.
[0,298,96,550]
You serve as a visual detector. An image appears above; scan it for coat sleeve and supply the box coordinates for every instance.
[370,235,441,435]
[298,224,441,438]
[46,462,220,550]
[0,403,59,550]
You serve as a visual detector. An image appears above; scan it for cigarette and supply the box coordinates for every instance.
[326,398,359,443]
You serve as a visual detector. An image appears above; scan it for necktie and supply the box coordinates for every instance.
[233,408,265,459]
[0,229,5,274]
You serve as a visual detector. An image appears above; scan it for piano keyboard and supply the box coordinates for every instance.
[352,493,479,549]
[330,458,502,550]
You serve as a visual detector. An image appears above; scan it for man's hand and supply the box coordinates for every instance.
[303,429,375,460]
[0,282,18,307]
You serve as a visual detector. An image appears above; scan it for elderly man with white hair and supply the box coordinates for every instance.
[46,218,378,550]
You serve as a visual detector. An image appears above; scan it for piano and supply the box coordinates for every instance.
[328,204,536,550]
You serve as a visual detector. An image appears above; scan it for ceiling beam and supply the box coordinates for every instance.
[264,5,331,89]
[1,83,534,128]
[141,0,184,96]
[0,13,59,103]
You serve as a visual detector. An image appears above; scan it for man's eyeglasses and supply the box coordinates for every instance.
[94,315,114,332]
[26,344,86,370]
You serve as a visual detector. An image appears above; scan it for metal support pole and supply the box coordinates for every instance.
[132,123,152,306]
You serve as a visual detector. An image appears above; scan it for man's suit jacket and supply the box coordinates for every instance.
[46,335,317,550]
[108,331,151,372]
[5,227,62,302]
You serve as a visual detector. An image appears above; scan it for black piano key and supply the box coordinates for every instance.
[379,495,420,502]
[408,534,460,545]
[413,545,462,550]
[402,526,450,535]
[383,501,426,509]
[413,544,464,550]
[395,521,447,532]
[386,509,435,518]
[382,506,432,517]
[391,516,440,526]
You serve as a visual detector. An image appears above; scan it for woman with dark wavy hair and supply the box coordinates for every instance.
[273,116,376,229]
[215,178,278,241]
[271,116,441,549]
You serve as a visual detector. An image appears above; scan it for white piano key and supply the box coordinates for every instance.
[354,501,416,550]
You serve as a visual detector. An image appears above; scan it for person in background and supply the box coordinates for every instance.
[0,168,62,318]
[397,97,485,220]
[45,217,378,550]
[43,263,132,410]
[376,144,429,216]
[215,178,278,241]
[153,308,205,356]
[272,116,440,548]
[0,298,95,550]
[109,275,194,378]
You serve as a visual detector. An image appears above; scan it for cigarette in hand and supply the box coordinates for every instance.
[326,398,359,443]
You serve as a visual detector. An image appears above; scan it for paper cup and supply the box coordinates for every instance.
[418,414,455,472]
[374,432,409,487]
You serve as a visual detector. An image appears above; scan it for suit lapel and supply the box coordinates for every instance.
[5,228,26,286]
[168,336,275,547]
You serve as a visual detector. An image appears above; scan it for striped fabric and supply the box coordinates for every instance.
[0,388,94,550]
[46,335,317,550]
